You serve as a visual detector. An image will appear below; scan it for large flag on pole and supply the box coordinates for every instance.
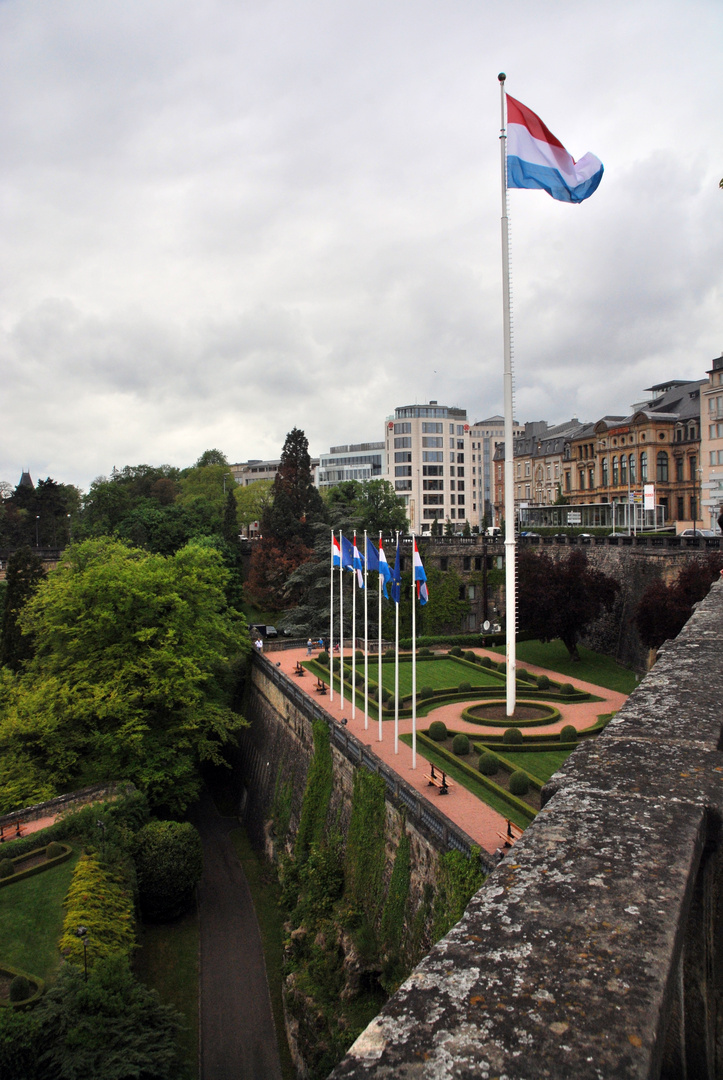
[390,540,402,605]
[332,533,342,569]
[506,94,603,204]
[365,536,379,573]
[352,534,364,588]
[340,534,355,571]
[412,539,428,605]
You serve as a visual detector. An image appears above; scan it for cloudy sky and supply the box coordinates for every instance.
[1,0,721,493]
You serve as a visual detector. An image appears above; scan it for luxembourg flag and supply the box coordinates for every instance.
[506,94,603,204]
[377,539,392,599]
[332,533,341,569]
[352,533,364,588]
[413,538,428,606]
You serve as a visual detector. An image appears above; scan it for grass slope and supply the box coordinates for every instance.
[366,658,502,697]
[492,640,637,694]
[0,848,81,982]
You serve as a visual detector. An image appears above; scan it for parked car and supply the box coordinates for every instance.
[679,528,717,537]
[249,624,279,638]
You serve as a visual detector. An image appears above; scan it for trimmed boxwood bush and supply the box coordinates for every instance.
[134,820,203,921]
[480,656,493,668]
[0,859,14,879]
[560,683,575,696]
[536,674,550,690]
[9,975,32,1003]
[418,648,433,657]
[464,650,476,662]
[496,661,506,672]
[452,733,470,756]
[509,770,530,796]
[418,686,435,700]
[355,650,364,661]
[318,651,329,666]
[478,752,499,776]
[502,727,523,744]
[560,725,578,743]
[428,720,448,742]
[46,841,65,859]
[458,681,472,694]
[517,668,531,681]
[449,646,463,657]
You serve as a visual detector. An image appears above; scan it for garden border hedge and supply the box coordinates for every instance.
[461,702,561,728]
[0,843,73,889]
[0,964,45,1009]
[417,732,536,822]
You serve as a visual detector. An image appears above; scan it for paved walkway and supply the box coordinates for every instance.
[281,645,627,856]
[190,788,282,1080]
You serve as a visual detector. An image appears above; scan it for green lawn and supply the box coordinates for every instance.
[492,640,638,694]
[0,847,81,982]
[490,749,571,783]
[366,658,503,697]
[134,907,200,1079]
[229,827,296,1080]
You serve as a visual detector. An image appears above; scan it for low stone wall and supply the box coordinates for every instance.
[0,781,136,831]
[330,580,723,1079]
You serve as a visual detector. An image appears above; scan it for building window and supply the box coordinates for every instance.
[422,437,443,447]
[394,422,411,434]
[620,455,627,485]
[640,452,647,482]
[395,466,412,476]
[422,452,444,462]
[579,470,585,490]
[689,456,697,481]
[629,454,636,484]
[677,496,685,519]
[612,456,619,485]
[422,422,443,433]
[423,465,443,476]
[395,480,412,491]
[565,472,571,492]
[656,451,668,482]
[394,451,412,462]
[676,457,684,481]
[394,437,411,448]
[601,457,609,486]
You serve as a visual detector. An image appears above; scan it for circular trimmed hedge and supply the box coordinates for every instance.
[449,646,463,657]
[536,674,550,690]
[560,683,575,696]
[428,720,448,742]
[418,686,435,700]
[46,842,65,859]
[9,975,32,1003]
[502,727,523,744]
[452,733,470,755]
[458,681,472,694]
[478,752,499,775]
[560,724,578,743]
[509,770,530,796]
[464,650,476,662]
[318,651,329,666]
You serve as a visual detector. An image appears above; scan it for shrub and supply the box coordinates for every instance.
[418,686,435,700]
[60,854,135,965]
[384,649,396,658]
[536,674,550,690]
[318,651,329,666]
[46,842,65,859]
[560,725,578,743]
[134,821,203,921]
[385,695,396,711]
[517,668,531,681]
[0,859,14,879]
[560,683,575,696]
[497,661,506,672]
[458,681,472,694]
[428,721,448,742]
[418,648,433,657]
[9,975,32,1003]
[452,733,470,756]
[464,651,476,662]
[449,646,463,657]
[478,753,499,776]
[480,656,493,668]
[509,770,530,796]
[355,650,364,661]
[502,727,523,744]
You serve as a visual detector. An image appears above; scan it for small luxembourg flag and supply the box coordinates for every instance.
[506,94,603,204]
[352,534,364,588]
[377,539,392,599]
[413,538,428,606]
[332,533,341,569]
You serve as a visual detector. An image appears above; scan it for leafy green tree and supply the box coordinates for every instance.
[0,538,250,813]
[134,820,203,920]
[0,547,45,671]
[223,488,239,545]
[517,547,619,660]
[234,480,273,535]
[194,448,229,468]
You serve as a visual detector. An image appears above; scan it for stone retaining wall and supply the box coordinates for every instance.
[329,579,723,1079]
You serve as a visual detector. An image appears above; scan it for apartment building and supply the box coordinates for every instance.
[493,419,585,524]
[384,401,469,533]
[467,414,522,527]
[701,353,723,530]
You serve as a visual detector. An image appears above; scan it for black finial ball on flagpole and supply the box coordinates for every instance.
[498,72,506,83]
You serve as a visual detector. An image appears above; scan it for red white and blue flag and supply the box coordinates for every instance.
[332,533,341,569]
[506,95,603,204]
[377,539,392,599]
[413,538,428,606]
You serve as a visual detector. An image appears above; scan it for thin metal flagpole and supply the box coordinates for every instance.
[411,532,417,770]
[394,530,399,755]
[363,532,369,730]
[339,530,345,709]
[499,72,517,718]
[378,531,383,743]
[329,529,334,702]
[351,532,357,720]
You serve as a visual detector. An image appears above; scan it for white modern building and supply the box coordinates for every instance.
[316,443,384,489]
[468,414,522,527]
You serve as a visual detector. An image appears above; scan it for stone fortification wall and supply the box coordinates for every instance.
[329,579,723,1080]
[232,658,492,906]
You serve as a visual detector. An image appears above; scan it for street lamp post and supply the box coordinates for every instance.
[35,516,40,548]
[75,926,89,982]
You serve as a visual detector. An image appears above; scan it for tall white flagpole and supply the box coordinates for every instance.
[351,532,357,720]
[339,530,345,709]
[378,531,383,743]
[411,532,417,770]
[499,72,517,718]
[329,529,334,702]
[363,531,369,730]
[394,531,400,755]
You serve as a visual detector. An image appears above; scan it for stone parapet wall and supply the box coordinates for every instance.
[330,580,723,1079]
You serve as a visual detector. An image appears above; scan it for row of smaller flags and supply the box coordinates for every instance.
[332,533,428,606]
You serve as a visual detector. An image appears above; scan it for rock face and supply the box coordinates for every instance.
[328,580,723,1079]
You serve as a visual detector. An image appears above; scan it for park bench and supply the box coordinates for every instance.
[294,661,305,677]
[497,819,524,846]
[424,765,452,794]
[314,678,327,695]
